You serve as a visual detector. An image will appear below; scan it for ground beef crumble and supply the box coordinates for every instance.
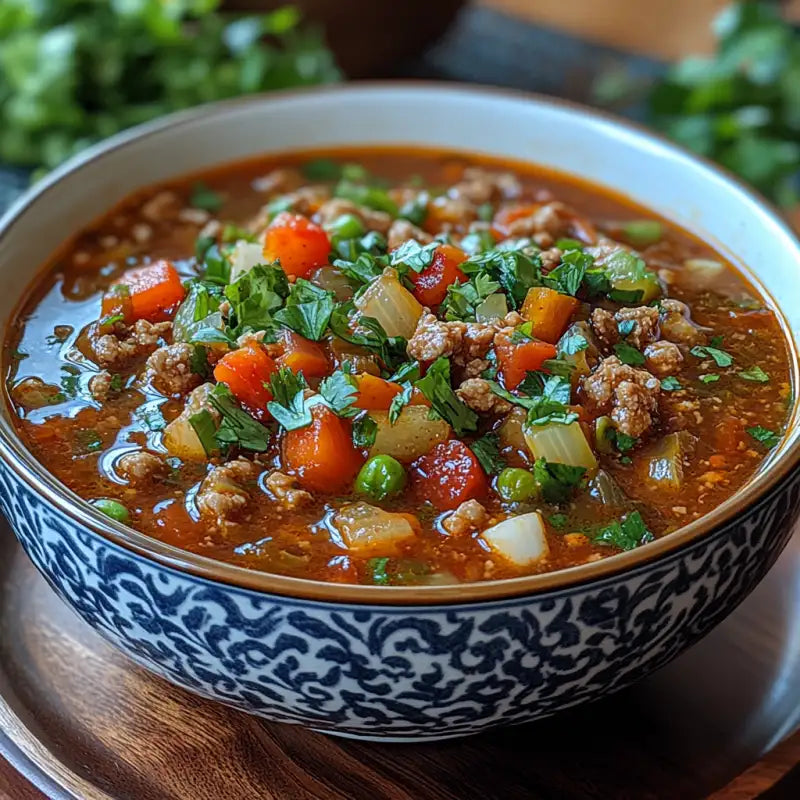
[644,340,684,376]
[92,320,172,368]
[591,306,660,349]
[116,451,165,485]
[442,500,487,536]
[144,343,203,396]
[263,471,313,510]
[581,355,661,437]
[196,458,259,526]
[456,378,512,414]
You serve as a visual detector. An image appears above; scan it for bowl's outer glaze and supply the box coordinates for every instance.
[1,85,800,737]
[1,459,798,738]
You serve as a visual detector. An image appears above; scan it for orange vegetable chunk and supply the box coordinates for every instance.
[277,330,329,378]
[213,343,277,421]
[521,287,580,344]
[353,373,403,411]
[283,405,364,493]
[495,334,558,390]
[408,244,468,306]
[110,259,185,323]
[263,212,331,278]
[411,440,487,511]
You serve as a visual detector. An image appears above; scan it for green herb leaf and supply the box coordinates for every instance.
[548,513,568,529]
[365,557,391,585]
[390,240,439,273]
[469,433,505,475]
[273,279,334,341]
[352,413,378,447]
[329,302,407,371]
[690,344,734,367]
[460,245,542,307]
[441,274,501,322]
[534,459,586,504]
[225,264,289,336]
[209,384,272,452]
[614,341,646,366]
[660,376,682,391]
[301,158,342,181]
[594,511,654,551]
[699,373,720,384]
[266,368,312,431]
[190,182,223,213]
[558,328,589,356]
[318,370,359,418]
[388,382,414,423]
[334,180,398,215]
[747,425,781,448]
[413,358,478,436]
[545,249,593,296]
[738,365,769,383]
[188,409,218,456]
[189,345,210,379]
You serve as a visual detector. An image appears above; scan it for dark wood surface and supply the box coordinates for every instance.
[1,534,799,800]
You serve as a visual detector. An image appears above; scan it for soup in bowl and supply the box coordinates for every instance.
[0,85,798,739]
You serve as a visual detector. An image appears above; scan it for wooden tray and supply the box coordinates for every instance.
[1,514,799,800]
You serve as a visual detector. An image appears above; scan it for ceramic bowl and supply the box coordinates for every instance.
[0,84,798,741]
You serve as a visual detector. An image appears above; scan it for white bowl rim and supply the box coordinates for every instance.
[0,81,798,606]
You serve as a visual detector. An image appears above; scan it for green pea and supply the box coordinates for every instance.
[355,455,407,501]
[91,498,130,523]
[496,468,538,503]
[328,213,365,239]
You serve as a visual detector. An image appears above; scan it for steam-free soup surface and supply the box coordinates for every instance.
[4,149,792,586]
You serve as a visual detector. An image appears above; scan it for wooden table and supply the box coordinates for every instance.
[2,1,799,797]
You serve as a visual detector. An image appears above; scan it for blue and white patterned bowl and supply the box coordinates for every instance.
[1,85,799,740]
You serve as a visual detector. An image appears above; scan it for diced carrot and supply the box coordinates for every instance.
[277,330,329,378]
[263,212,331,278]
[109,260,185,323]
[213,343,277,421]
[407,244,468,306]
[494,334,558,389]
[521,287,580,344]
[283,405,364,493]
[353,373,403,411]
[411,440,488,511]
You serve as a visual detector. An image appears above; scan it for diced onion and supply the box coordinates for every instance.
[332,502,417,556]
[354,267,423,339]
[229,240,265,282]
[369,406,451,462]
[524,421,598,473]
[644,431,696,491]
[680,258,725,290]
[481,512,549,567]
[164,383,218,460]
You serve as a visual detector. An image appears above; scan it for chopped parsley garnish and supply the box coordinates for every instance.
[413,357,478,436]
[390,240,438,273]
[699,373,720,384]
[333,252,388,286]
[534,459,586,504]
[301,158,343,181]
[388,381,414,423]
[352,413,378,448]
[273,279,335,341]
[509,321,534,344]
[738,365,769,383]
[469,433,505,475]
[224,264,289,336]
[690,343,734,368]
[617,319,636,337]
[545,249,593,296]
[221,223,256,244]
[488,373,577,427]
[189,345,210,378]
[613,341,646,366]
[364,557,391,585]
[548,513,568,529]
[209,384,271,451]
[747,426,781,448]
[398,193,429,227]
[660,376,682,391]
[189,182,223,213]
[460,244,542,307]
[329,302,407,371]
[614,431,637,453]
[188,409,219,456]
[266,368,312,431]
[334,180,398,216]
[594,511,654,551]
[318,370,359,418]
[441,274,501,322]
[558,327,589,356]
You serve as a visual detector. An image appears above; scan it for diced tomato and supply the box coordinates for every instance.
[263,212,331,278]
[408,244,468,306]
[213,343,277,421]
[283,405,364,493]
[494,334,558,389]
[107,260,185,323]
[411,440,488,511]
[353,373,403,411]
[521,287,580,343]
[277,330,329,378]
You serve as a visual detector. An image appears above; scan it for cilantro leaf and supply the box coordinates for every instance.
[190,182,223,213]
[690,344,734,367]
[266,368,312,431]
[614,341,646,366]
[188,409,218,456]
[388,382,414,423]
[273,279,335,341]
[390,240,439,273]
[329,302,407,370]
[699,373,720,384]
[488,375,577,426]
[545,249,593,296]
[747,426,781,448]
[352,413,378,447]
[208,384,272,451]
[558,327,589,356]
[224,264,289,336]
[318,370,359,418]
[201,244,231,286]
[594,511,654,551]
[460,245,542,307]
[660,376,682,391]
[738,365,769,383]
[548,513,568,529]
[469,433,505,475]
[441,274,502,322]
[534,459,586,504]
[333,252,388,286]
[413,358,478,436]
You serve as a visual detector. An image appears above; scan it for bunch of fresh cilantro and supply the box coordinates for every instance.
[0,0,339,173]
[648,1,800,207]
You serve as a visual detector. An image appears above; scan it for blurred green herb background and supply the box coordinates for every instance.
[598,1,800,207]
[0,0,339,174]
